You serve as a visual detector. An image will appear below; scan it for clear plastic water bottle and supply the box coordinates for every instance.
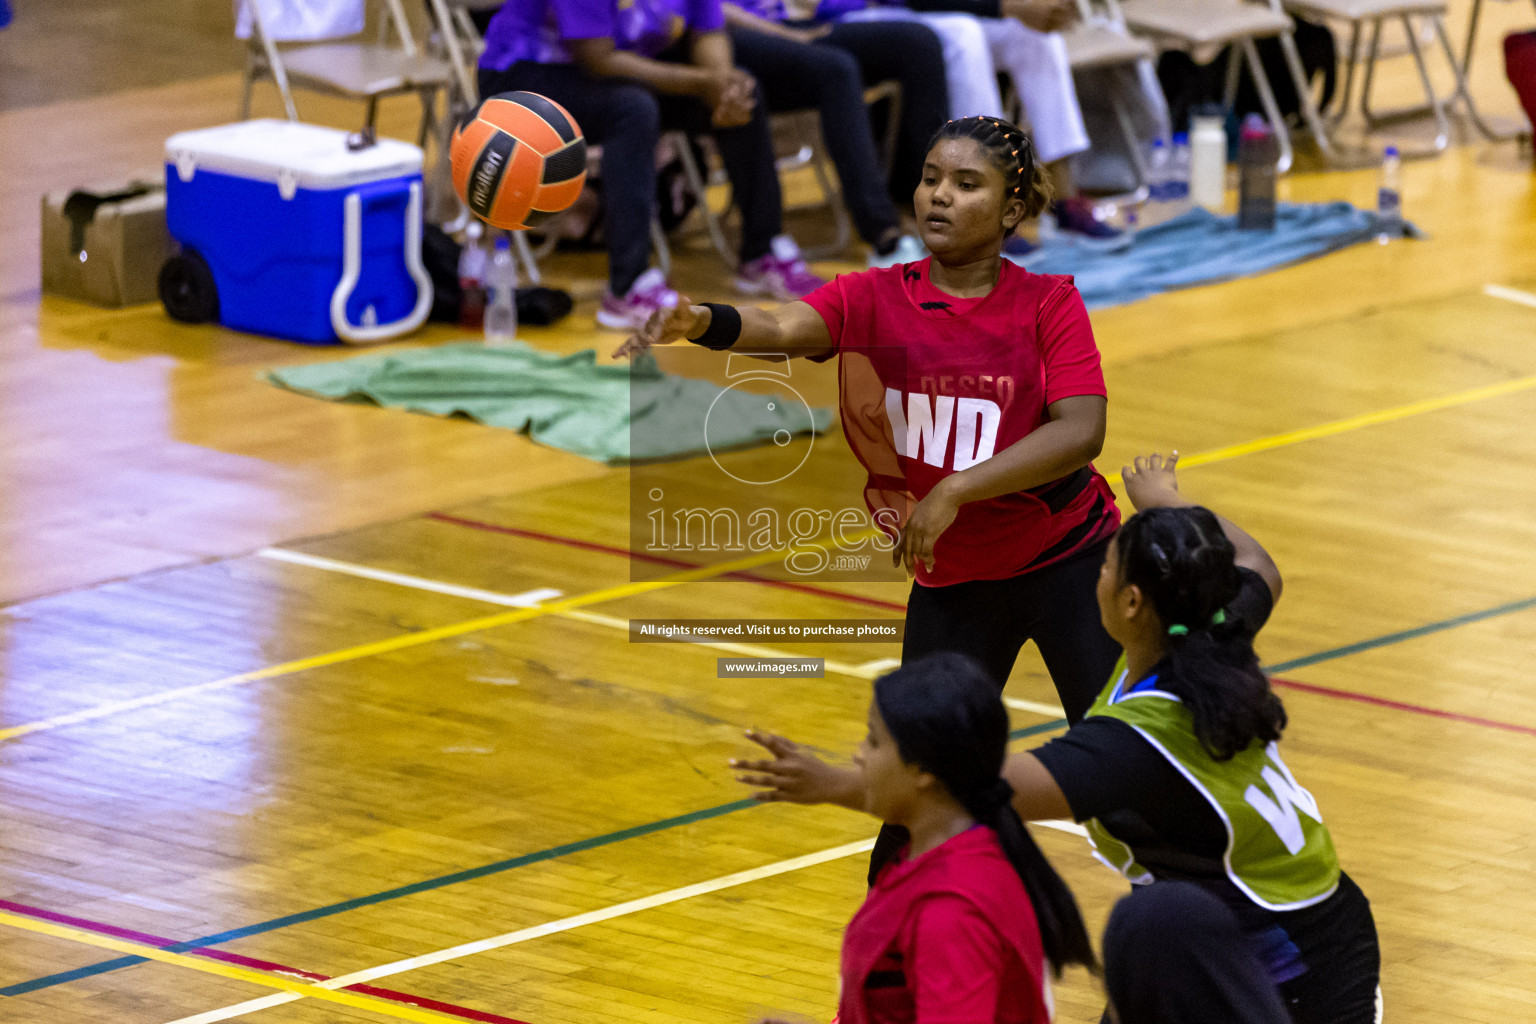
[1147,137,1171,202]
[1376,145,1402,244]
[484,234,518,344]
[1168,132,1191,207]
[457,220,487,330]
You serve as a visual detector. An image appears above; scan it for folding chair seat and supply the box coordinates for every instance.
[1284,0,1505,153]
[1119,0,1335,169]
[1062,0,1166,192]
[239,0,454,148]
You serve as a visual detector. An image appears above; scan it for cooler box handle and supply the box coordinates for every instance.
[330,180,433,344]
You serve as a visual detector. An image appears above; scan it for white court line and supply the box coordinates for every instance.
[256,548,563,608]
[258,548,899,680]
[162,819,1089,1024]
[1484,284,1536,310]
[1003,696,1066,718]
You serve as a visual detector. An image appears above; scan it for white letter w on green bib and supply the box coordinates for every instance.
[1243,743,1324,855]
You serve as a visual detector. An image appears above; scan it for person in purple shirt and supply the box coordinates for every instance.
[721,1,948,268]
[479,0,827,330]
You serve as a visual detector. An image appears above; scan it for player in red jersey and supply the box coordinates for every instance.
[752,653,1097,1024]
[616,115,1120,727]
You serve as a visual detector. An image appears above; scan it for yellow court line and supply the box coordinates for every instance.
[0,547,799,744]
[0,910,476,1024]
[1166,372,1536,473]
[4,370,1534,745]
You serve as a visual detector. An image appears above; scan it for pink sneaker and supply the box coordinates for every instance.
[597,268,680,331]
[733,235,826,301]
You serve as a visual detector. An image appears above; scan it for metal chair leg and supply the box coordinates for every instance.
[1402,13,1450,151]
[512,230,542,286]
[1333,22,1362,128]
[671,132,737,268]
[1276,28,1338,161]
[1240,36,1294,172]
[650,218,672,279]
[1361,19,1384,126]
[802,139,852,259]
[1223,40,1244,108]
[1433,13,1510,141]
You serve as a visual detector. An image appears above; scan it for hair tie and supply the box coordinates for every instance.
[1211,609,1227,626]
[1167,624,1189,637]
[976,777,1015,817]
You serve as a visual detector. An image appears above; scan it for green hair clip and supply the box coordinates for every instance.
[1167,624,1190,637]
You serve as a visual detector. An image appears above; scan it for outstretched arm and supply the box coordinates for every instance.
[612,298,834,362]
[1121,452,1283,603]
[731,731,863,810]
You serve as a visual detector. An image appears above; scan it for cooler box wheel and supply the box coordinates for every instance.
[159,250,219,324]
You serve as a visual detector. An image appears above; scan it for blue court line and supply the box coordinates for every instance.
[1264,593,1536,674]
[1,718,1068,998]
[11,589,1536,999]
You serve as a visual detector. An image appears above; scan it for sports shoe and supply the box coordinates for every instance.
[1041,197,1131,251]
[867,233,927,269]
[733,235,827,300]
[596,268,680,331]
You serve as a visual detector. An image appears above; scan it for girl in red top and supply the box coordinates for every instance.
[749,653,1096,1024]
[617,115,1120,729]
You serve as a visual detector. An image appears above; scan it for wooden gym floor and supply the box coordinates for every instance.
[2,4,1536,1022]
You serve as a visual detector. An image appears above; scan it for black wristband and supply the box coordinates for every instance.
[691,303,742,351]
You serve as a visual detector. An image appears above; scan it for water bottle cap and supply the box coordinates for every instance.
[1172,132,1188,145]
[1152,137,1166,149]
[1384,145,1399,157]
[1240,114,1270,140]
[494,234,511,250]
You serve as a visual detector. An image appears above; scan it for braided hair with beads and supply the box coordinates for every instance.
[927,115,1054,223]
[1115,505,1288,760]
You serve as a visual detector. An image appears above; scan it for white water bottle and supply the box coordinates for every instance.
[484,235,517,344]
[1376,145,1402,243]
[1189,105,1228,212]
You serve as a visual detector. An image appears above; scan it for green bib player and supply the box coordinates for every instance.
[735,452,1382,1024]
[1007,453,1382,1024]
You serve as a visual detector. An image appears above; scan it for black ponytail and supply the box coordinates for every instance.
[927,116,1053,221]
[1115,506,1287,760]
[872,653,1098,977]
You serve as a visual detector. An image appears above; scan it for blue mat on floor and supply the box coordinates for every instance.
[1017,202,1416,310]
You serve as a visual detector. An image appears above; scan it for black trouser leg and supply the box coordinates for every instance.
[819,19,951,206]
[729,26,901,246]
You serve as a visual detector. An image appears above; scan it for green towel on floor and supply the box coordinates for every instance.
[266,341,833,464]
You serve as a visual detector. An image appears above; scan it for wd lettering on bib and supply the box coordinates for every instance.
[884,389,1001,470]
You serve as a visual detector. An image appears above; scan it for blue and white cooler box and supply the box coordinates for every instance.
[164,120,433,344]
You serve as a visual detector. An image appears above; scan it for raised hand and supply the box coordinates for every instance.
[611,298,702,360]
[1121,451,1185,510]
[730,730,863,809]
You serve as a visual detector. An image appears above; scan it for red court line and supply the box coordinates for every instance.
[1269,677,1536,738]
[426,511,909,613]
[430,513,1536,739]
[0,898,531,1024]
